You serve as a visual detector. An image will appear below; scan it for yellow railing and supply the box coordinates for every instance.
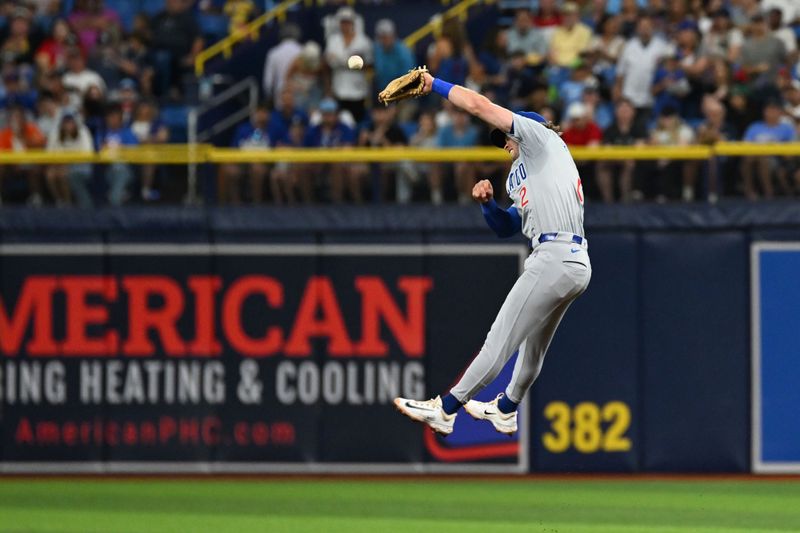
[1,143,798,165]
[195,0,302,77]
[404,0,493,49]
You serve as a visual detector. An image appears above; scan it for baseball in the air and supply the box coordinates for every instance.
[348,55,364,70]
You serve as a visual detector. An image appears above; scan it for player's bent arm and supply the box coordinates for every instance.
[481,199,522,238]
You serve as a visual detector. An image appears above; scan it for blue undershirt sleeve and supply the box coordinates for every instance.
[480,199,522,238]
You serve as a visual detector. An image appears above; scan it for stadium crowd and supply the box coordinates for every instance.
[1,0,800,206]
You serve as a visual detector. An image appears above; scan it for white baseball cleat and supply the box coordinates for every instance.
[464,394,518,435]
[393,396,456,436]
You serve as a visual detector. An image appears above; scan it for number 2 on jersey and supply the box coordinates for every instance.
[521,186,529,207]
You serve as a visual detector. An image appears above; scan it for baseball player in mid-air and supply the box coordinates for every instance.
[391,70,591,435]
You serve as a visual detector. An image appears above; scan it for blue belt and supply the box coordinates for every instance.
[538,233,584,245]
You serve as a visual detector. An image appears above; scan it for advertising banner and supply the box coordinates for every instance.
[0,243,526,473]
[752,242,800,473]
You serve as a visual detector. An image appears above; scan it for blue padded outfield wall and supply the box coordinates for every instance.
[0,202,799,474]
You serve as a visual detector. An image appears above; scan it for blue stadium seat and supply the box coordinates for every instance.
[198,13,229,43]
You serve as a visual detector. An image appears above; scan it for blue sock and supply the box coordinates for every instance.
[440,393,463,415]
[498,394,518,414]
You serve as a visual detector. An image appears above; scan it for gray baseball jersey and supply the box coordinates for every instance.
[505,116,585,239]
[449,114,591,406]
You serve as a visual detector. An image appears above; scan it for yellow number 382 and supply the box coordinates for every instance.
[542,401,632,453]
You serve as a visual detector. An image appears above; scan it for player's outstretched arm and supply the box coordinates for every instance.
[422,73,513,133]
[473,180,521,238]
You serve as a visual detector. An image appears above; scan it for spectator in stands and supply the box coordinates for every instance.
[373,19,414,95]
[1,7,37,66]
[651,54,690,118]
[0,70,37,111]
[131,99,169,202]
[89,30,127,89]
[767,8,798,63]
[96,103,138,206]
[549,2,592,69]
[68,0,121,55]
[763,0,798,25]
[615,14,672,130]
[434,107,478,205]
[408,111,438,204]
[784,80,800,122]
[649,105,697,202]
[533,0,562,42]
[359,104,408,202]
[271,117,307,204]
[741,99,796,199]
[35,91,61,139]
[696,96,737,202]
[325,6,372,123]
[618,0,640,38]
[506,9,548,67]
[674,21,709,121]
[0,105,46,206]
[263,23,302,110]
[45,112,94,207]
[151,0,204,98]
[35,19,74,78]
[428,25,469,88]
[286,41,324,111]
[559,61,597,109]
[503,50,538,110]
[582,82,614,130]
[62,46,105,100]
[219,103,272,205]
[116,32,154,98]
[740,13,786,91]
[269,88,308,145]
[561,101,602,146]
[587,14,625,85]
[701,8,743,63]
[597,98,647,203]
[304,98,362,203]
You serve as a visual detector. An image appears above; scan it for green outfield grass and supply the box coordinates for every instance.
[0,477,798,532]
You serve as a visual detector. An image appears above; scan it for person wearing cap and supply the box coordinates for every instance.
[373,19,414,96]
[701,8,743,63]
[548,2,592,68]
[740,13,787,88]
[303,98,362,202]
[393,65,590,438]
[741,99,796,199]
[263,24,302,110]
[324,6,373,123]
[220,102,273,205]
[285,41,324,111]
[45,111,95,208]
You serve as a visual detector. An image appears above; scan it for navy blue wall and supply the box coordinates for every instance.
[2,201,798,472]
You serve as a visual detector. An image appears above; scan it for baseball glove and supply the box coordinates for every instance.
[378,66,429,105]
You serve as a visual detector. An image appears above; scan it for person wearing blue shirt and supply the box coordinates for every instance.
[741,99,797,199]
[96,104,138,206]
[268,89,309,145]
[435,108,479,204]
[221,103,273,204]
[373,19,414,94]
[304,98,363,202]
